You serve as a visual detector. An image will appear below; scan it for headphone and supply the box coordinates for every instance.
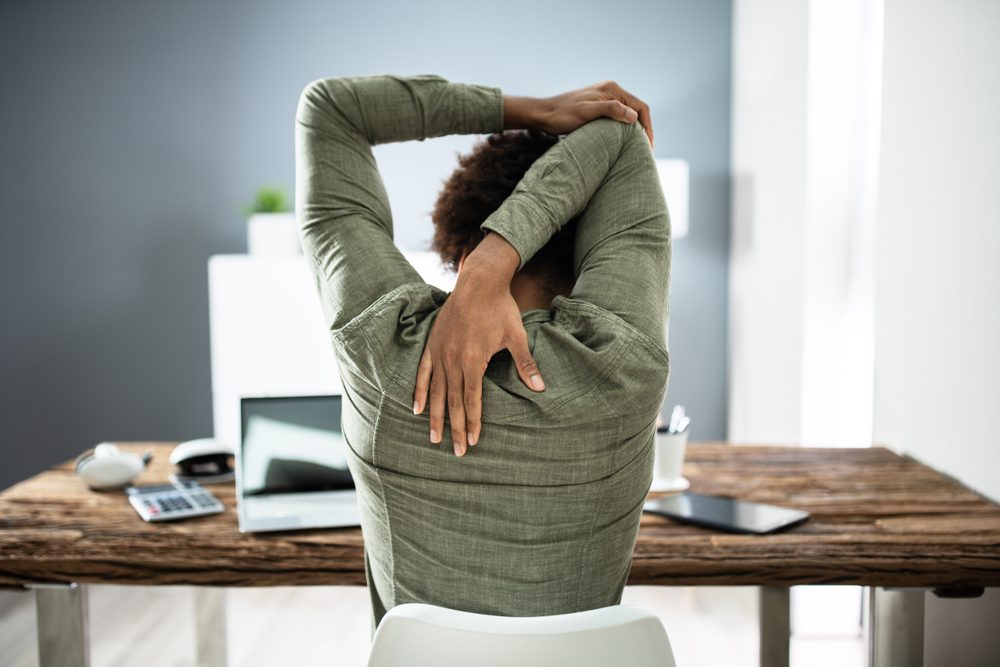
[75,443,151,490]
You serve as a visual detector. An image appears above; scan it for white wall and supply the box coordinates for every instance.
[799,0,882,448]
[734,4,1000,663]
[208,250,456,449]
[729,0,809,444]
[874,0,1000,503]
[729,0,882,447]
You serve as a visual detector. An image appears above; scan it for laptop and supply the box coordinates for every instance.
[237,394,361,532]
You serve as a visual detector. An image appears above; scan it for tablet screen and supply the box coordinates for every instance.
[644,493,810,534]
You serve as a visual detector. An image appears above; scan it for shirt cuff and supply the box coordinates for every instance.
[460,84,505,136]
[481,192,557,271]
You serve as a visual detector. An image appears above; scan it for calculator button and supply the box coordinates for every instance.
[130,484,222,522]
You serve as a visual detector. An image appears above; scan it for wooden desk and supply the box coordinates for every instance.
[2,443,999,667]
[636,445,1000,590]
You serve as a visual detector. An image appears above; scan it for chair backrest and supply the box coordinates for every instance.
[366,603,677,667]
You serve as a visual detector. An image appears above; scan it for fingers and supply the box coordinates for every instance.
[508,331,545,393]
[603,82,654,148]
[421,355,474,456]
[447,371,467,457]
[428,360,447,445]
[625,98,653,148]
[637,105,654,149]
[599,100,638,124]
[464,371,482,448]
[413,348,432,414]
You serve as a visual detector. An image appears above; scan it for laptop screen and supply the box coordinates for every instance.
[239,395,354,497]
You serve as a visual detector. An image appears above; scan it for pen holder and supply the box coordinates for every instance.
[650,428,689,492]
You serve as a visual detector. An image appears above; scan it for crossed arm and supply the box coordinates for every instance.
[296,75,664,456]
[412,87,655,455]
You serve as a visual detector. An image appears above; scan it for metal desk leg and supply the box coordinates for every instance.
[760,586,790,667]
[194,587,228,667]
[34,583,90,667]
[869,587,925,667]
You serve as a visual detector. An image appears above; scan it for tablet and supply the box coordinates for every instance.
[643,492,810,534]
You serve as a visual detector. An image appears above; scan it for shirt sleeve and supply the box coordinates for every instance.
[481,118,671,346]
[295,75,505,332]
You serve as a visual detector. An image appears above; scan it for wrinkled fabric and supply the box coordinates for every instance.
[295,75,671,630]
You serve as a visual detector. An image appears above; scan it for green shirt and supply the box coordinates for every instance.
[295,75,671,629]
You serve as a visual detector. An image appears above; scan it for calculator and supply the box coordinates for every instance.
[126,481,226,522]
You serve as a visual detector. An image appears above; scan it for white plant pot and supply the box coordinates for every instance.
[247,212,301,256]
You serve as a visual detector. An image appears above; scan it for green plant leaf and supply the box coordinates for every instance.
[242,186,291,215]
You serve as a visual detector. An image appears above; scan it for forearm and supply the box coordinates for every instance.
[296,75,504,239]
[295,75,505,330]
[503,95,553,132]
[480,118,631,270]
[298,75,503,146]
[482,118,669,338]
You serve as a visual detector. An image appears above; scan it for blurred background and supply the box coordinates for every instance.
[0,0,732,490]
[2,1,998,666]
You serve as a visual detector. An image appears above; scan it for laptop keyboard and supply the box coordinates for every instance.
[244,493,357,520]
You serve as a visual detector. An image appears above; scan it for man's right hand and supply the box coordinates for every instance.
[412,233,543,456]
[415,81,653,456]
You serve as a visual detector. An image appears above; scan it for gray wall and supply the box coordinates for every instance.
[0,0,731,491]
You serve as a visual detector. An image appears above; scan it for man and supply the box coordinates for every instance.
[295,74,670,629]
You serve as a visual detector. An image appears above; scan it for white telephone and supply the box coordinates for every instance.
[168,438,235,484]
[75,443,151,490]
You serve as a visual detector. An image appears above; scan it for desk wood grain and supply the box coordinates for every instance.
[1,444,998,590]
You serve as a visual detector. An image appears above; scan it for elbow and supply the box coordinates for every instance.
[296,78,331,125]
[622,118,654,155]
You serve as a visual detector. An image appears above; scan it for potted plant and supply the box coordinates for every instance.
[243,186,301,256]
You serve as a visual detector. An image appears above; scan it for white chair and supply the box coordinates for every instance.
[366,603,677,667]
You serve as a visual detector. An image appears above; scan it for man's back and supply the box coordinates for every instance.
[295,75,670,628]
